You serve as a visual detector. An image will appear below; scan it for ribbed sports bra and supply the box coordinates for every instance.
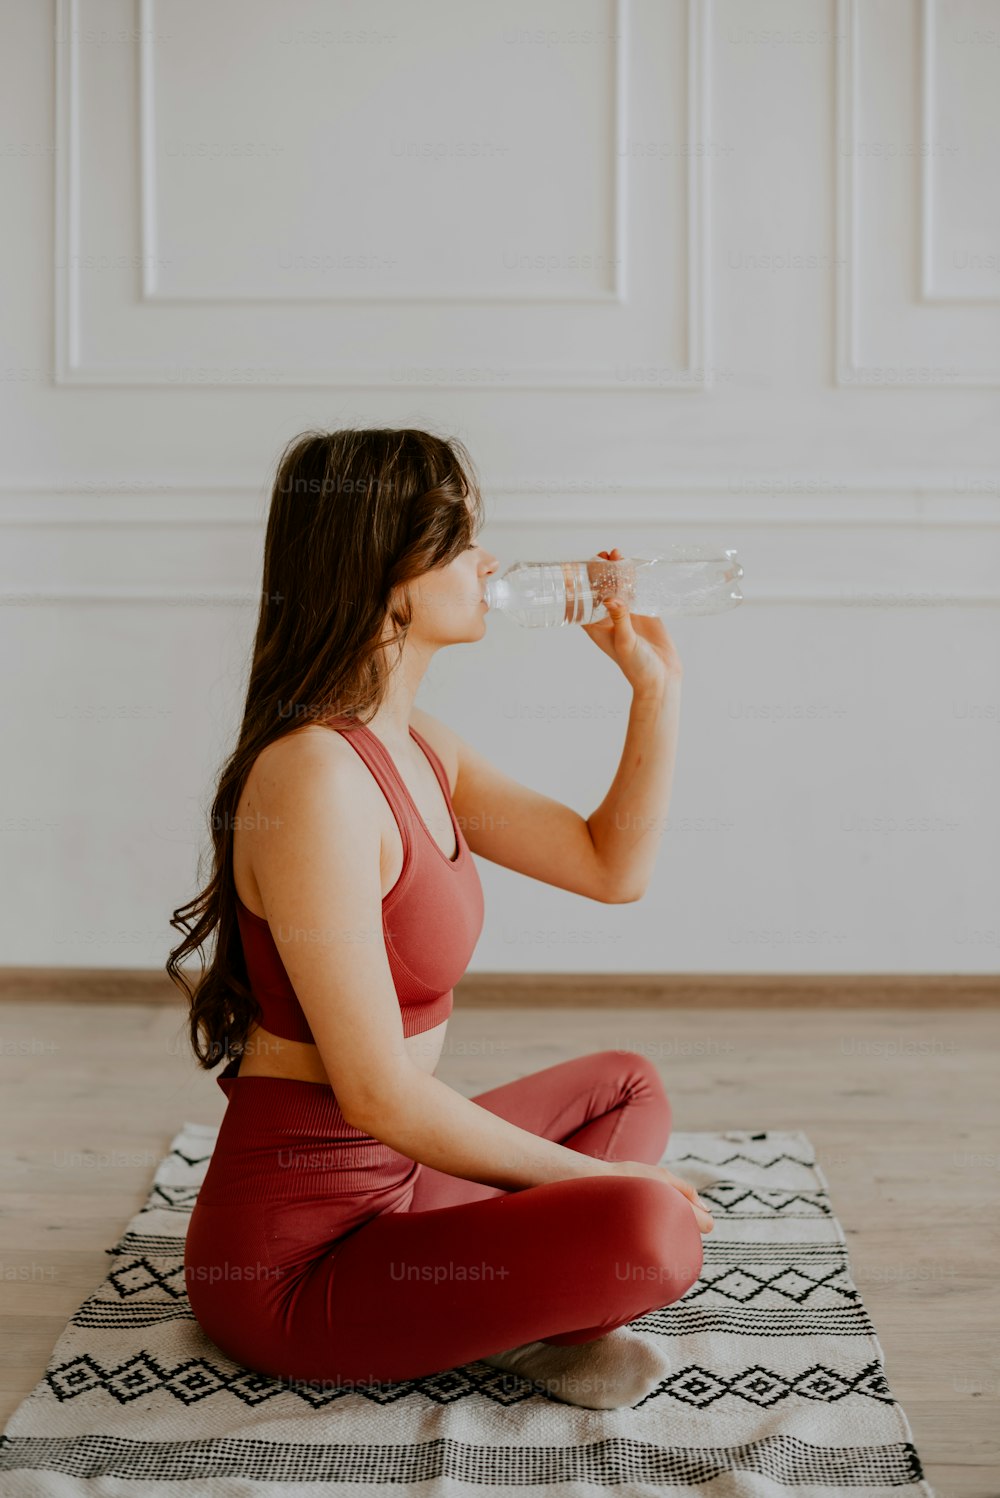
[233,717,484,1046]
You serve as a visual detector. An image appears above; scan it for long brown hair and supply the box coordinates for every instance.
[166,427,485,1070]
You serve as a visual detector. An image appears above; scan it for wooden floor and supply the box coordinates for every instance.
[1,1000,997,1496]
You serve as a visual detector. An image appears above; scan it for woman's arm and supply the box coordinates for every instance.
[584,682,680,902]
[414,561,683,904]
[352,1067,615,1191]
[244,733,617,1190]
[571,551,685,901]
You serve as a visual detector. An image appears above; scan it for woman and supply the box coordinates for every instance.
[170,426,712,1411]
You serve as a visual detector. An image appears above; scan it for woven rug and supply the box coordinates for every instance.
[0,1124,936,1497]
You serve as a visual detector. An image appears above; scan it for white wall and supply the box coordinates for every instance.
[1,0,998,975]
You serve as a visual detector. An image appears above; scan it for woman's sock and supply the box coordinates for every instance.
[479,1325,671,1410]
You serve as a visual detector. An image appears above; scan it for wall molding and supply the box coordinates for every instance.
[138,0,627,306]
[919,0,1000,306]
[1,480,998,527]
[3,591,997,606]
[4,475,995,602]
[57,0,710,389]
[836,0,1000,386]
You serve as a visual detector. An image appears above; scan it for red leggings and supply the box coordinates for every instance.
[184,1049,704,1385]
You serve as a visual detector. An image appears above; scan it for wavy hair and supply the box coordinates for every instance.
[165,427,484,1070]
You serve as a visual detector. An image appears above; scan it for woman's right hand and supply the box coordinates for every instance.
[607,1159,715,1234]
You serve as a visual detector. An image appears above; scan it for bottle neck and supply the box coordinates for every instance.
[484,576,511,611]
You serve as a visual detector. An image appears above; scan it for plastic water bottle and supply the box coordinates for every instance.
[483,546,744,627]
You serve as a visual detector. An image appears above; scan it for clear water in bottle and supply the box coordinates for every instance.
[483,546,744,627]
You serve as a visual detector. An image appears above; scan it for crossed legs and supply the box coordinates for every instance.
[280,1050,704,1386]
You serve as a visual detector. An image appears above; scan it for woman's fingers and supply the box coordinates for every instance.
[664,1168,709,1228]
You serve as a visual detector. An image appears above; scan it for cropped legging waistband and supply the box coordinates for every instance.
[201,1057,418,1205]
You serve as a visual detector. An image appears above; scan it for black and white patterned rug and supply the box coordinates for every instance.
[0,1124,936,1496]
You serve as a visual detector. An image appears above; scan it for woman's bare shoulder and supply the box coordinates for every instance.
[248,723,377,801]
[235,725,386,915]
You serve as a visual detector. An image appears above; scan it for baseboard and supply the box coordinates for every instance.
[0,968,996,1007]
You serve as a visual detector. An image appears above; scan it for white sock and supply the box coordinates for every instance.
[480,1325,671,1409]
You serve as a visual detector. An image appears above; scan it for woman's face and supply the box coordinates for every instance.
[400,499,499,646]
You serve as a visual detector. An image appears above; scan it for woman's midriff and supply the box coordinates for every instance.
[235,1016,448,1084]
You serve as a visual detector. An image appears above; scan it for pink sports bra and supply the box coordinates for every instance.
[233,717,484,1046]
